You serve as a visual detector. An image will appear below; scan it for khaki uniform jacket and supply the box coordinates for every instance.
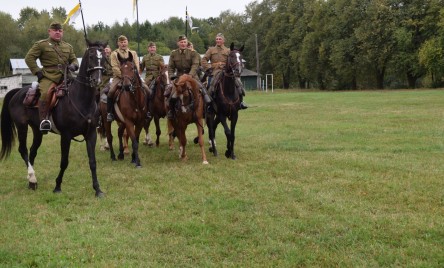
[140,53,164,83]
[110,48,140,78]
[201,45,229,76]
[168,48,200,79]
[98,55,113,91]
[25,38,78,83]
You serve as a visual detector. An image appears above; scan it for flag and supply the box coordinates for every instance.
[63,3,81,25]
[133,0,137,17]
[187,11,193,29]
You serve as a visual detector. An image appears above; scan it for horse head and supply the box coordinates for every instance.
[118,52,137,91]
[82,39,108,88]
[227,42,244,77]
[158,64,170,87]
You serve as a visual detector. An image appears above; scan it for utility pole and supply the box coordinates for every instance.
[255,34,260,90]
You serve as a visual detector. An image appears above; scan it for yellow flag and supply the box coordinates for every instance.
[63,3,81,25]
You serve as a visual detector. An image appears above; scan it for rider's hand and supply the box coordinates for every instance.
[36,71,44,82]
[68,64,79,72]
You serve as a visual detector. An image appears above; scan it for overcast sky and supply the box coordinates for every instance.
[2,0,258,29]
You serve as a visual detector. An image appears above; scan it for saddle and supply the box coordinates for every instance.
[23,81,68,110]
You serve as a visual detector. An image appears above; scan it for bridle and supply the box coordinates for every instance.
[224,50,243,78]
[76,46,106,87]
[121,61,139,92]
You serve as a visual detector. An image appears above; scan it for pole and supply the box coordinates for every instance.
[136,0,140,61]
[79,0,87,40]
[255,34,260,90]
[185,6,188,37]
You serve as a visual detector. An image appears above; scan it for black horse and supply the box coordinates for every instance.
[207,43,244,160]
[0,40,107,197]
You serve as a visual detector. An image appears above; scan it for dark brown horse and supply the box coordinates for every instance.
[207,43,244,160]
[103,52,147,167]
[0,40,107,197]
[145,63,170,147]
[167,74,208,164]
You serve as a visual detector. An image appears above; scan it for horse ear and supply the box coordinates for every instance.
[240,45,244,52]
[230,42,234,51]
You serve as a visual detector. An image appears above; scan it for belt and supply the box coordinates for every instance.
[211,62,225,69]
[44,64,66,70]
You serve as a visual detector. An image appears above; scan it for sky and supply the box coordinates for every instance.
[2,0,258,29]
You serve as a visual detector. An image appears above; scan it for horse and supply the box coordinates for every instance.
[207,43,244,160]
[0,40,107,197]
[145,63,170,147]
[103,51,147,167]
[167,74,208,164]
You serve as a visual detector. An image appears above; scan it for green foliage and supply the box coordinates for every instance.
[2,1,444,90]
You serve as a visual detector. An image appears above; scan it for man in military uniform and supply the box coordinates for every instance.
[106,35,144,122]
[165,35,211,119]
[97,45,113,95]
[140,42,164,97]
[25,21,79,133]
[202,33,248,109]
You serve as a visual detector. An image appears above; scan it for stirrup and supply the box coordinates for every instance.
[106,113,114,122]
[240,102,249,110]
[40,120,51,132]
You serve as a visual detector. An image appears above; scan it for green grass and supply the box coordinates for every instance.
[1,89,443,267]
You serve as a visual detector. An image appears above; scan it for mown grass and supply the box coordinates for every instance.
[0,89,443,267]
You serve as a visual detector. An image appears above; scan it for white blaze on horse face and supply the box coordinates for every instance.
[165,70,170,85]
[235,52,242,73]
[179,94,187,113]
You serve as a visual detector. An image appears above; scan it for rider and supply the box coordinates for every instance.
[106,35,147,122]
[139,42,164,97]
[25,21,79,133]
[164,35,211,119]
[202,33,248,110]
[97,45,113,101]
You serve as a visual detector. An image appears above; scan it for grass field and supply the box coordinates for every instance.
[0,89,443,267]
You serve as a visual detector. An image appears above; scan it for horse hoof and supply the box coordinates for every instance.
[225,151,230,158]
[28,182,38,190]
[209,147,214,153]
[193,137,199,144]
[53,189,62,194]
[95,191,105,198]
[135,165,142,168]
[202,160,209,165]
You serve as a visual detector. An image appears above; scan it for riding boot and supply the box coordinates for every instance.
[167,97,176,120]
[201,86,212,104]
[239,96,248,110]
[38,100,51,134]
[106,97,114,122]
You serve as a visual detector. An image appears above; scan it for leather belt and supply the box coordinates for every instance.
[45,64,66,70]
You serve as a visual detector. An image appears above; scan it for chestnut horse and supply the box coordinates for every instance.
[145,63,170,147]
[104,52,147,167]
[207,43,244,160]
[167,74,208,164]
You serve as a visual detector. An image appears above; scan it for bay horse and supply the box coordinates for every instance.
[145,63,170,147]
[0,40,107,197]
[167,74,208,164]
[207,43,244,160]
[104,52,147,167]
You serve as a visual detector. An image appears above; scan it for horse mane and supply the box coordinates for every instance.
[86,39,108,48]
[175,74,199,96]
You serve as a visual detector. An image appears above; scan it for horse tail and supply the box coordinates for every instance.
[0,88,20,160]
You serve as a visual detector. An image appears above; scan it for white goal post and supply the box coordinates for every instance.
[265,74,274,93]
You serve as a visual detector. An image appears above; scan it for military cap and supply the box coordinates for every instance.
[148,42,156,47]
[118,35,128,42]
[49,22,63,30]
[178,35,187,41]
[216,33,225,40]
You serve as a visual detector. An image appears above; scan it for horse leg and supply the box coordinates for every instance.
[177,126,188,161]
[228,114,238,160]
[123,129,130,155]
[219,115,233,159]
[143,118,154,146]
[196,119,209,164]
[131,124,142,168]
[53,134,71,194]
[167,119,175,150]
[85,128,104,197]
[27,126,43,189]
[154,116,161,147]
[105,121,116,161]
[206,112,218,156]
[117,125,125,160]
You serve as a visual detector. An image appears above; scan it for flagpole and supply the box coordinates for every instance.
[78,0,87,40]
[136,0,140,61]
[185,6,188,37]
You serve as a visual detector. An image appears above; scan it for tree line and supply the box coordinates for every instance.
[1,0,444,90]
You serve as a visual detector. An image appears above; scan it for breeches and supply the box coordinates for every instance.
[38,78,55,100]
